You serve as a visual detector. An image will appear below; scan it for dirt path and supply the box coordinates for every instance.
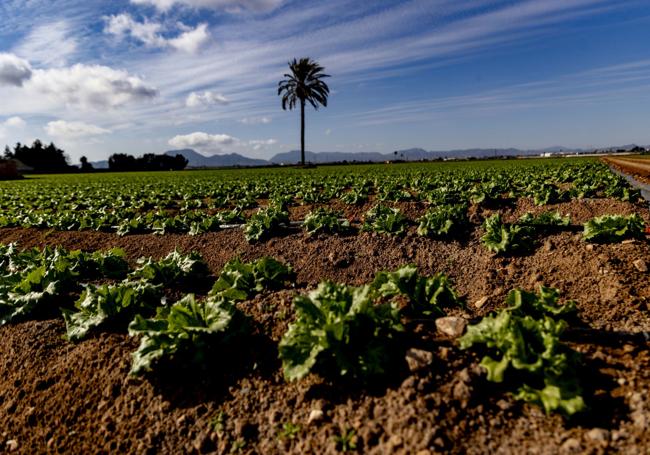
[603,156,650,184]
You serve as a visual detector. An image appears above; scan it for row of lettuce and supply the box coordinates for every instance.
[0,193,645,246]
[0,161,643,236]
[1,244,590,417]
[246,205,646,249]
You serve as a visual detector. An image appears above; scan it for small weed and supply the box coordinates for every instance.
[210,411,227,434]
[334,428,358,452]
[230,439,246,453]
[278,422,301,440]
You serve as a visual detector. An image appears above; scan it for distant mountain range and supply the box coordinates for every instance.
[164,149,268,167]
[90,160,109,169]
[88,144,644,169]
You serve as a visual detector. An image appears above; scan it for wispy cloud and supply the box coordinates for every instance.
[130,0,286,14]
[240,116,271,124]
[13,20,78,67]
[118,0,623,128]
[45,120,111,139]
[346,58,650,126]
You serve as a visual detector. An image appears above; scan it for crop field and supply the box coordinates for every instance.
[0,157,649,453]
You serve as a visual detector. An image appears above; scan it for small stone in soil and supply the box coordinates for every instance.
[585,428,609,442]
[474,296,488,308]
[633,259,648,272]
[435,317,467,338]
[405,348,434,372]
[561,437,581,453]
[631,411,647,430]
[307,409,324,425]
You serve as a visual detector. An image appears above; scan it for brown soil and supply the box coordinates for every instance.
[0,197,649,453]
[603,156,650,185]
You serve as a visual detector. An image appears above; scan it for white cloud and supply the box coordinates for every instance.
[168,131,277,153]
[168,24,210,53]
[13,21,78,67]
[27,64,158,109]
[186,90,229,107]
[0,53,32,87]
[169,132,237,150]
[105,14,166,48]
[45,120,111,139]
[105,14,209,54]
[131,0,177,10]
[3,117,26,128]
[248,138,276,150]
[130,0,285,13]
[240,116,271,124]
[0,116,26,138]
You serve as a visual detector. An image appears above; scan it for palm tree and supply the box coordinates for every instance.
[278,58,330,166]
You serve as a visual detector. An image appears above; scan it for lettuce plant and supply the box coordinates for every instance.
[63,281,163,341]
[128,257,294,374]
[531,183,567,206]
[459,286,584,416]
[361,204,408,235]
[506,286,576,319]
[481,214,534,254]
[370,264,461,316]
[128,295,243,374]
[340,189,368,205]
[583,214,645,243]
[0,246,130,326]
[0,243,41,274]
[377,185,412,202]
[244,206,290,242]
[210,257,294,301]
[416,204,468,237]
[130,249,211,287]
[303,207,350,236]
[189,209,243,235]
[279,282,403,381]
[470,182,506,205]
[518,211,570,228]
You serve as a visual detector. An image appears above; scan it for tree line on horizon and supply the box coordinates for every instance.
[108,153,188,172]
[2,140,188,173]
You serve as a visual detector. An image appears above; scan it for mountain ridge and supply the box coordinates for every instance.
[89,144,644,169]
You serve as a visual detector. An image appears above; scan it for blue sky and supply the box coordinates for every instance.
[1,0,650,162]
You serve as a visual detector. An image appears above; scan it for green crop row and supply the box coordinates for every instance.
[0,160,642,236]
[0,243,587,417]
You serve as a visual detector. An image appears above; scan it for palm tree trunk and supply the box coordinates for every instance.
[300,99,305,166]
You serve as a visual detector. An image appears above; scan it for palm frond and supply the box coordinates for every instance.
[277,57,330,111]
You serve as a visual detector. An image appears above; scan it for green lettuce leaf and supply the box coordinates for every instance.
[583,214,645,243]
[63,281,163,341]
[279,282,403,381]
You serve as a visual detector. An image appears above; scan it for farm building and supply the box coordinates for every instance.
[0,159,31,179]
[0,159,19,179]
